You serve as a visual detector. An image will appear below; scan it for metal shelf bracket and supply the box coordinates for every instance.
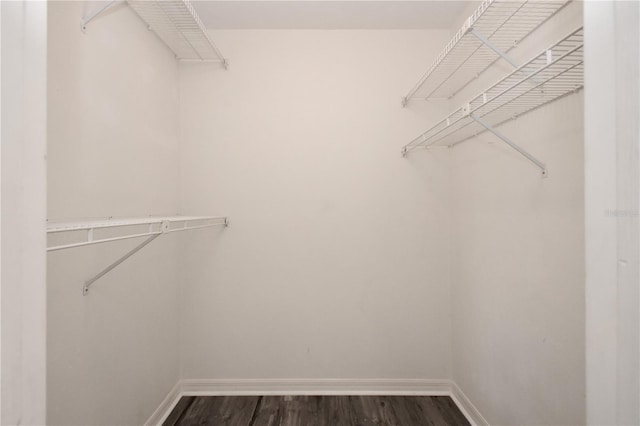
[44,216,227,295]
[82,220,171,295]
[81,0,118,33]
[468,27,545,87]
[469,113,548,177]
[77,217,230,295]
[83,232,161,296]
[467,27,519,69]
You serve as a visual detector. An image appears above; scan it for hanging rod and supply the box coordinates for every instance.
[402,27,584,177]
[80,0,228,68]
[402,0,570,106]
[47,216,229,295]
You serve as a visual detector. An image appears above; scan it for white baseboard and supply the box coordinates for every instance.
[180,378,452,396]
[450,381,490,426]
[145,381,183,426]
[147,378,487,426]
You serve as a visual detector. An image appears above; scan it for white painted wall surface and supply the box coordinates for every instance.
[1,1,47,424]
[47,2,181,424]
[585,1,640,424]
[178,30,453,381]
[449,3,586,425]
[43,2,594,424]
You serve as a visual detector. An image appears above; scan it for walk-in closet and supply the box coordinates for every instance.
[2,0,639,425]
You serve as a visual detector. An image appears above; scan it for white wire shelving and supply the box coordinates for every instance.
[402,0,570,106]
[47,215,229,295]
[402,27,584,176]
[81,0,228,68]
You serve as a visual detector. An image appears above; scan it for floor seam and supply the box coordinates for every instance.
[173,396,196,426]
[247,395,263,426]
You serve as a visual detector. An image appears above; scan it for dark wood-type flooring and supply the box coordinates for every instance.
[163,395,471,426]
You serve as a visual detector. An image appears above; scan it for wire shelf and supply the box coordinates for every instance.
[403,0,570,104]
[48,215,229,295]
[47,215,228,251]
[403,27,583,154]
[127,0,227,65]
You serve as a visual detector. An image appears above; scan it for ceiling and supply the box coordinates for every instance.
[191,1,475,30]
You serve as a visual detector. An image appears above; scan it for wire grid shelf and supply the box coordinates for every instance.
[47,215,229,294]
[404,27,583,153]
[47,216,225,233]
[47,216,229,251]
[127,0,226,63]
[403,0,569,103]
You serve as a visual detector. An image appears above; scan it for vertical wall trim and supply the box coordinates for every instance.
[614,3,640,424]
[585,1,640,424]
[584,2,618,422]
[22,2,48,423]
[0,1,47,424]
[0,1,3,422]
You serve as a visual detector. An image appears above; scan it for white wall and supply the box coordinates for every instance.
[178,29,454,381]
[43,3,594,424]
[449,3,585,425]
[47,2,182,424]
[1,1,47,424]
[585,1,640,424]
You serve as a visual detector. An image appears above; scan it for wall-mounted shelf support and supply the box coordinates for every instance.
[469,114,547,177]
[81,0,118,33]
[47,216,229,295]
[467,28,544,87]
[83,233,161,296]
[467,28,519,70]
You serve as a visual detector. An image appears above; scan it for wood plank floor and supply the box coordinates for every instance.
[163,396,470,426]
